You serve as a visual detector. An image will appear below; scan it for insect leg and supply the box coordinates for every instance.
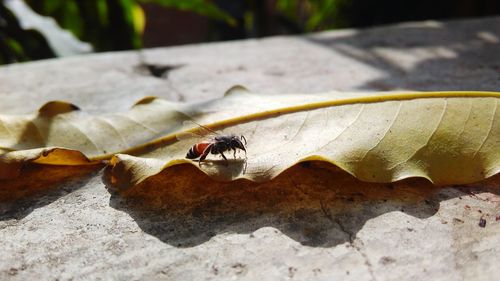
[241,135,247,145]
[220,151,228,161]
[233,148,237,159]
[198,144,213,166]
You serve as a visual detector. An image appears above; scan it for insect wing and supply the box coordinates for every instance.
[175,131,203,141]
[184,120,219,136]
[175,120,219,141]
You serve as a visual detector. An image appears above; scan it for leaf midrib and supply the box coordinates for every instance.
[84,91,500,161]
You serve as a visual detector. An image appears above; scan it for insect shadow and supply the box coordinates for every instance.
[194,158,248,177]
[105,161,499,248]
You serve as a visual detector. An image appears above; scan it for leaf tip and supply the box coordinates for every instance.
[133,96,159,106]
[224,85,250,97]
[38,101,80,117]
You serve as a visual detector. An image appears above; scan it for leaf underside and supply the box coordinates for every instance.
[1,88,499,189]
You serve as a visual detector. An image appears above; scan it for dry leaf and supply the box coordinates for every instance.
[110,88,500,188]
[1,87,499,188]
[0,98,189,178]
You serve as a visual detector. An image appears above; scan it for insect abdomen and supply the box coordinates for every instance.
[186,142,210,159]
[186,146,199,159]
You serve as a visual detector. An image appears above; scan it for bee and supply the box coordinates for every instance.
[179,121,247,166]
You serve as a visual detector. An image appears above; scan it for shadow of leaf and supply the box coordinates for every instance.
[306,17,500,91]
[0,163,103,220]
[103,161,499,248]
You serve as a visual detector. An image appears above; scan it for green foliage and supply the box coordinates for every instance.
[25,0,142,51]
[141,0,236,25]
[0,0,345,64]
[0,3,55,64]
[1,0,233,64]
[6,0,495,65]
[275,0,350,31]
[24,0,234,51]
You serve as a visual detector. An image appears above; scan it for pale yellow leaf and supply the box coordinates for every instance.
[1,88,499,187]
[107,89,499,188]
[0,97,190,178]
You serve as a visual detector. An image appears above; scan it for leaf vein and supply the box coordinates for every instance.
[457,99,472,137]
[58,116,101,154]
[0,116,16,142]
[388,99,448,170]
[96,117,130,149]
[472,99,497,158]
[359,102,402,162]
[316,104,365,152]
[28,119,47,147]
[117,114,160,135]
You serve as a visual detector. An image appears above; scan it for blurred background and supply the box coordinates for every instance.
[1,0,500,65]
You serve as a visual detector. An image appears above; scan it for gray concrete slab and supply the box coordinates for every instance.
[0,17,499,281]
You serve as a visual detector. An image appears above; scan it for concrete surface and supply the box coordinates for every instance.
[0,17,499,280]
